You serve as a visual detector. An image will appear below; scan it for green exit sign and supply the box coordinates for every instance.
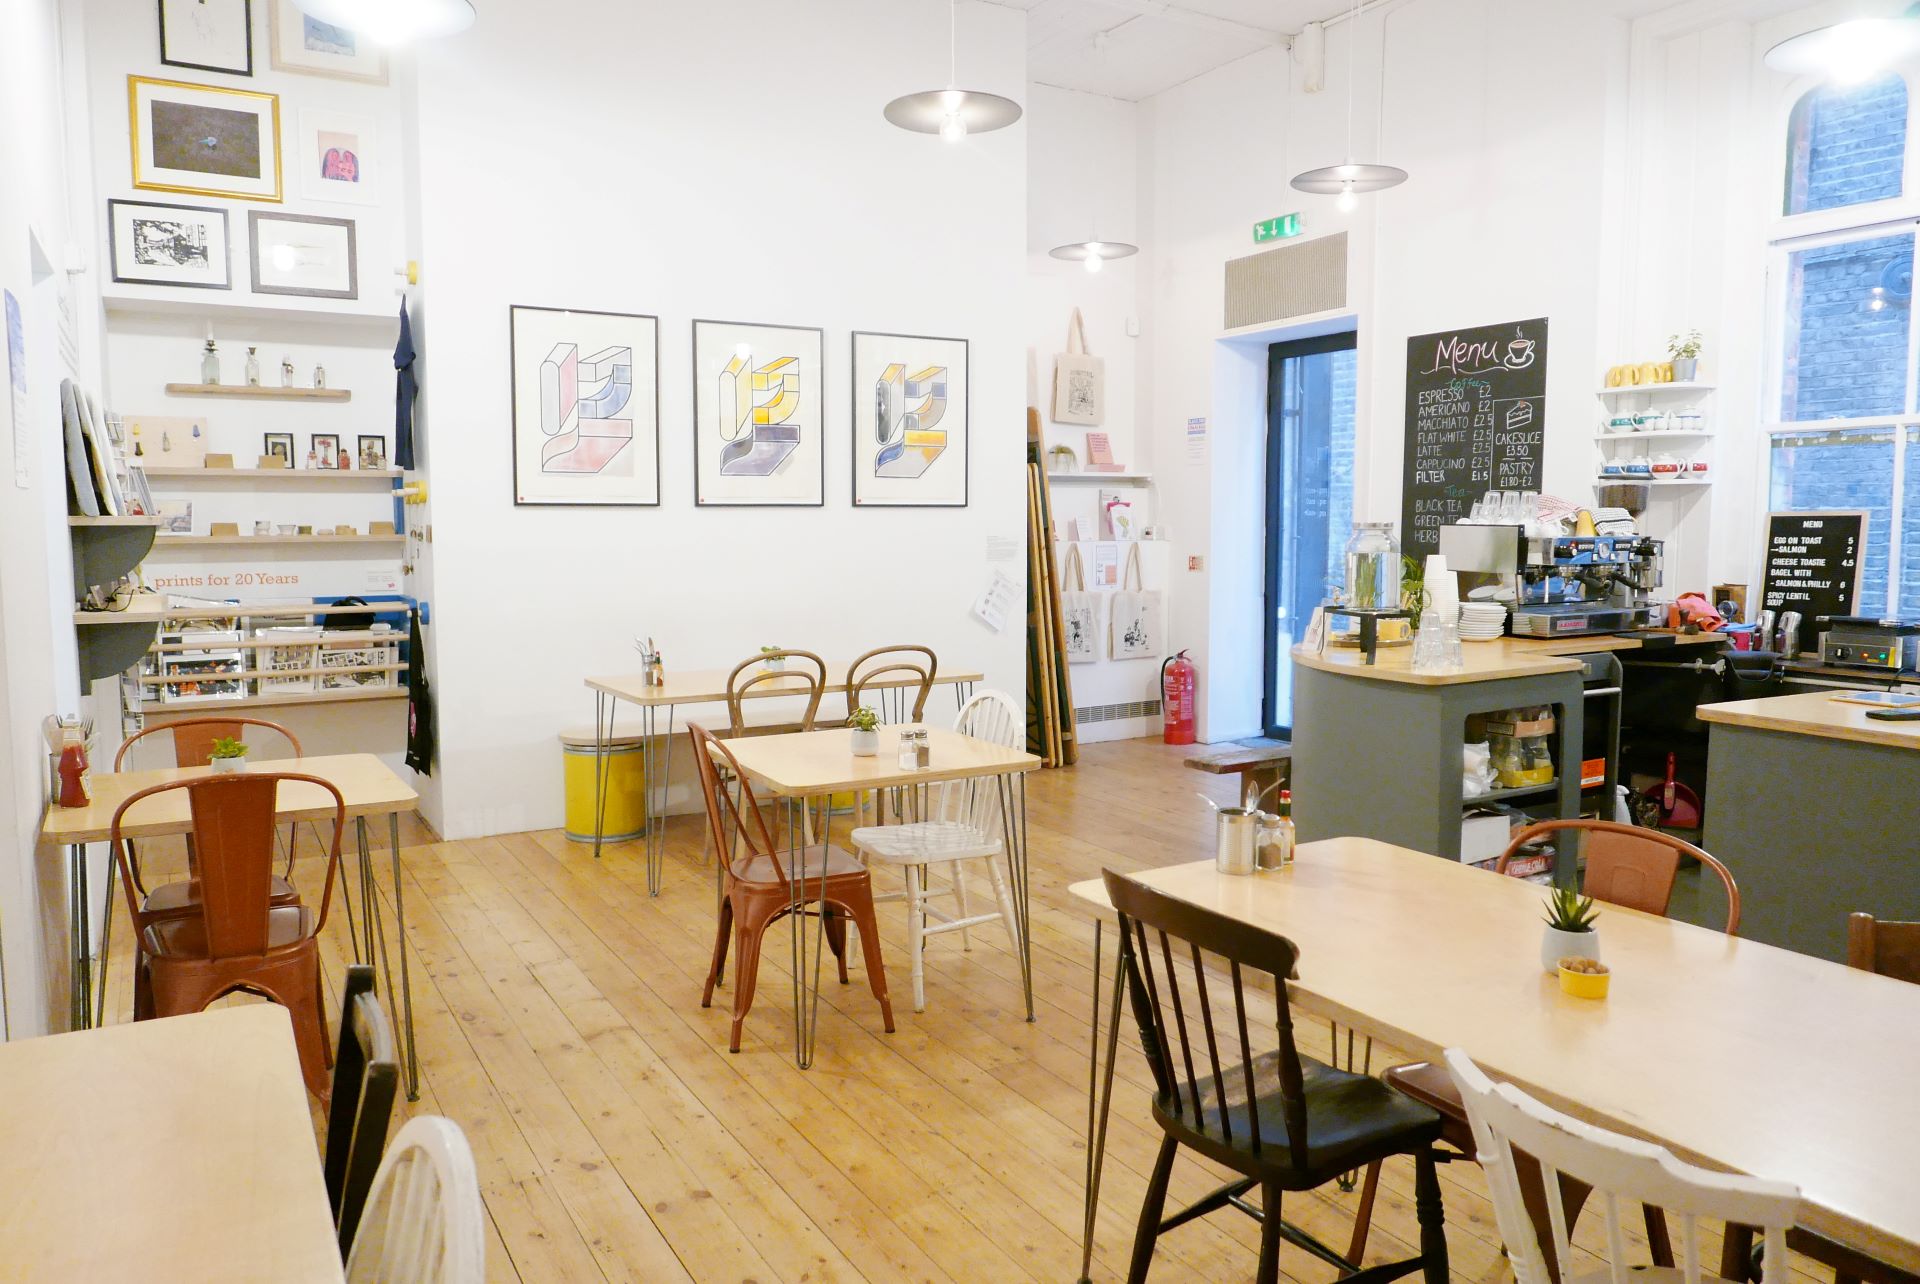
[1253,213,1302,243]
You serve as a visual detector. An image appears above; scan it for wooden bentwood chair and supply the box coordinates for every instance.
[691,723,894,1053]
[1103,869,1450,1284]
[110,772,345,1099]
[1348,819,1742,1280]
[845,644,938,726]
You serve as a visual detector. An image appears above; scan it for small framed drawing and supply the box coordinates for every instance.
[268,0,386,83]
[357,434,387,470]
[851,331,969,507]
[158,0,253,76]
[263,431,293,465]
[130,75,281,202]
[692,318,825,507]
[509,305,660,506]
[108,199,231,290]
[310,433,340,469]
[297,108,376,206]
[249,211,357,299]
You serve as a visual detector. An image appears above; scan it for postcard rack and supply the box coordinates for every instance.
[132,600,412,715]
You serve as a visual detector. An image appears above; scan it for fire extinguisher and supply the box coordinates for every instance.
[1161,650,1196,745]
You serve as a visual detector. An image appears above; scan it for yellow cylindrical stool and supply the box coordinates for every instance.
[560,731,647,844]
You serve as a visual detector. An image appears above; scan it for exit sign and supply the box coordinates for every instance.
[1253,213,1302,243]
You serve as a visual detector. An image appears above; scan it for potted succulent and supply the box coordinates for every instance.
[848,705,880,756]
[207,736,250,774]
[760,645,785,672]
[1666,329,1703,383]
[1541,887,1600,974]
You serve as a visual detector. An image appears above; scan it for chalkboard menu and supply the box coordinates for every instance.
[1400,317,1549,559]
[1760,511,1866,648]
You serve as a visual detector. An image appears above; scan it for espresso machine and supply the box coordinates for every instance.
[1437,523,1665,637]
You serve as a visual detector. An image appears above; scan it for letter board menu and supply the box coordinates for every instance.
[1760,511,1866,648]
[1400,317,1548,559]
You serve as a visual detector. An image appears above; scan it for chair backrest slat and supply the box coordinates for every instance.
[846,645,937,725]
[1188,943,1232,1142]
[725,650,826,737]
[1124,918,1176,1103]
[1228,961,1261,1154]
[1848,911,1920,983]
[688,723,780,880]
[1602,1191,1629,1284]
[344,1116,484,1282]
[1680,1213,1702,1284]
[1153,930,1204,1124]
[944,690,1020,835]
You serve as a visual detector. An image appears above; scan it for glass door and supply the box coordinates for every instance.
[1263,332,1357,738]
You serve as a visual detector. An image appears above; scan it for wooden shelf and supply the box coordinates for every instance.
[139,686,408,715]
[139,663,404,684]
[143,466,402,481]
[1592,430,1713,441]
[103,292,401,332]
[163,383,351,402]
[154,533,405,548]
[68,515,164,528]
[1593,382,1714,399]
[1046,472,1152,484]
[74,592,167,625]
[155,602,393,621]
[1593,477,1712,488]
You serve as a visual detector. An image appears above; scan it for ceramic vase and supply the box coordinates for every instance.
[1542,925,1599,975]
[1671,356,1698,383]
[850,728,879,756]
[209,756,247,775]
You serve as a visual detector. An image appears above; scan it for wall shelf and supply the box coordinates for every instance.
[143,466,402,482]
[1593,382,1715,399]
[1594,476,1712,488]
[1592,430,1713,441]
[68,515,164,528]
[163,383,351,402]
[154,533,405,548]
[1047,472,1153,485]
[74,591,167,625]
[104,292,400,332]
[138,686,409,715]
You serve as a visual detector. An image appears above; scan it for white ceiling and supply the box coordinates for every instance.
[983,0,1704,102]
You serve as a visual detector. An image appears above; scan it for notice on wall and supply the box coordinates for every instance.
[971,569,1018,633]
[1760,510,1866,649]
[5,290,26,490]
[1185,416,1207,463]
[1400,317,1548,559]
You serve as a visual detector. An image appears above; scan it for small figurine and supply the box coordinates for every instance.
[281,356,295,388]
[313,363,327,390]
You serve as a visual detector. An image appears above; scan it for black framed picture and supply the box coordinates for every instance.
[691,318,825,507]
[108,198,232,290]
[159,0,254,77]
[263,431,292,465]
[850,331,969,507]
[357,434,387,471]
[249,210,357,299]
[309,433,340,469]
[508,305,660,506]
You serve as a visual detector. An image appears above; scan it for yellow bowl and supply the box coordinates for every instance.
[1558,963,1611,1000]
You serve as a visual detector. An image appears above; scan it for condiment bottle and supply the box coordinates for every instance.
[57,742,90,808]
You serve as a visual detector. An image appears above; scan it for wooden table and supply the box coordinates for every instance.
[40,753,424,1099]
[1065,839,1920,1281]
[0,1005,342,1281]
[583,661,984,892]
[723,724,1040,1067]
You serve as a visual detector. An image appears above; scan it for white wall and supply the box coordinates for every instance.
[409,0,1029,839]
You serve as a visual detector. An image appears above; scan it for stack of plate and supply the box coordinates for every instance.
[1459,602,1508,642]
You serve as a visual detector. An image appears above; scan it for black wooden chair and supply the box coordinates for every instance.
[324,964,401,1255]
[1102,869,1450,1283]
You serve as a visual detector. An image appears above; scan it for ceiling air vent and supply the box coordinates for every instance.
[1224,232,1348,330]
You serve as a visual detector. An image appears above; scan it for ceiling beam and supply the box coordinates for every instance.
[1022,0,1291,47]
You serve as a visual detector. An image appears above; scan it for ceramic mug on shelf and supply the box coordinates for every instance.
[1606,365,1627,388]
[1690,458,1711,475]
[277,523,297,535]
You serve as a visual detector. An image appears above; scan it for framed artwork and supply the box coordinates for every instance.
[851,331,969,507]
[297,108,376,206]
[509,305,661,507]
[357,434,387,470]
[249,211,356,298]
[692,319,825,507]
[130,75,281,202]
[263,431,292,465]
[309,433,340,469]
[158,0,253,76]
[268,0,386,83]
[107,199,231,290]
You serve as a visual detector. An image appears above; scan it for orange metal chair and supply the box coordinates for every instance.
[111,772,345,1099]
[690,722,893,1053]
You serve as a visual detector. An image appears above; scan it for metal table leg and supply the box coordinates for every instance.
[68,843,87,1031]
[997,771,1034,1021]
[94,850,116,1028]
[592,690,616,860]
[642,702,677,896]
[388,812,420,1100]
[787,794,831,1069]
[1078,915,1131,1284]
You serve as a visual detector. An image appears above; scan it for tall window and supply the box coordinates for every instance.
[1770,73,1918,617]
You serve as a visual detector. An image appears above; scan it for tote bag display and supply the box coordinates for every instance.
[1051,308,1105,426]
[1109,543,1163,660]
[1060,544,1100,664]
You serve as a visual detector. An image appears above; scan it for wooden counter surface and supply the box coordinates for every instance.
[1290,629,1721,687]
[1698,689,1920,751]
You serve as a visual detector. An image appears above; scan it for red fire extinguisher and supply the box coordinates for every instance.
[1161,650,1196,745]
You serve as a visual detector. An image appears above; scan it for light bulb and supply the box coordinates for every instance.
[1337,181,1358,213]
[1083,252,1103,275]
[940,112,968,143]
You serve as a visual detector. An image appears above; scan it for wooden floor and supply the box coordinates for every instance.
[97,738,1839,1283]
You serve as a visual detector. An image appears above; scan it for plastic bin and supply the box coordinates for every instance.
[560,731,647,844]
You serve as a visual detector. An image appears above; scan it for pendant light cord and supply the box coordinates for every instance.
[1345,0,1357,163]
[950,0,958,88]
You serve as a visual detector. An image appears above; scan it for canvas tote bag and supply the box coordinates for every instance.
[1051,308,1104,426]
[1109,543,1164,660]
[1060,544,1100,664]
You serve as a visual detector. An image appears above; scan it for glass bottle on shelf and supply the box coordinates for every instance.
[245,347,260,386]
[200,339,220,385]
[313,364,327,390]
[281,355,295,388]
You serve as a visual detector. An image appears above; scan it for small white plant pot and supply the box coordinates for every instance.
[850,728,879,756]
[762,656,785,672]
[209,756,248,774]
[1542,926,1599,975]
[1671,355,1699,382]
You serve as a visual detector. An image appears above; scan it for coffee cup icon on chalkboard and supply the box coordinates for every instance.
[1504,338,1537,370]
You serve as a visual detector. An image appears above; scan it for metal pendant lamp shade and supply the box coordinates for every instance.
[1291,161,1408,195]
[1048,240,1138,274]
[1764,6,1920,81]
[885,0,1021,140]
[292,0,475,43]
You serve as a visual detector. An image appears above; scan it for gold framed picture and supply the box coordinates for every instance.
[129,75,282,202]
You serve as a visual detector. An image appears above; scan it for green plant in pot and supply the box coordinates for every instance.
[208,736,250,774]
[1400,555,1426,629]
[760,645,784,672]
[849,705,880,756]
[1666,329,1703,383]
[1541,886,1600,974]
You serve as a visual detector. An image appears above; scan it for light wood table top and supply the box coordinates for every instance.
[40,752,418,845]
[0,1005,342,1282]
[1068,838,1920,1272]
[1698,689,1920,751]
[723,725,1040,797]
[588,663,985,707]
[1290,630,1721,687]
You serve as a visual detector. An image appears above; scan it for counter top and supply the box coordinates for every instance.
[1698,690,1920,751]
[1291,630,1722,687]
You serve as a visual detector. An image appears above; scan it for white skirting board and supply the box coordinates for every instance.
[1054,539,1173,744]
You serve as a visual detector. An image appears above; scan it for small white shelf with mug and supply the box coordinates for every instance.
[1593,382,1716,399]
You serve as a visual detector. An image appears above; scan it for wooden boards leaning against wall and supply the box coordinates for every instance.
[1026,408,1077,766]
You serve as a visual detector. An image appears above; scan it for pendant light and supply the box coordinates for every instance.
[292,0,474,44]
[884,0,1022,141]
[1290,0,1406,208]
[1048,31,1136,272]
[1765,4,1920,84]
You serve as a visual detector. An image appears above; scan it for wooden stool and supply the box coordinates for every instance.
[1183,737,1292,807]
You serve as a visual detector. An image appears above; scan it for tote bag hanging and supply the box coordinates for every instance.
[1109,543,1163,660]
[1051,308,1105,426]
[1060,544,1100,664]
